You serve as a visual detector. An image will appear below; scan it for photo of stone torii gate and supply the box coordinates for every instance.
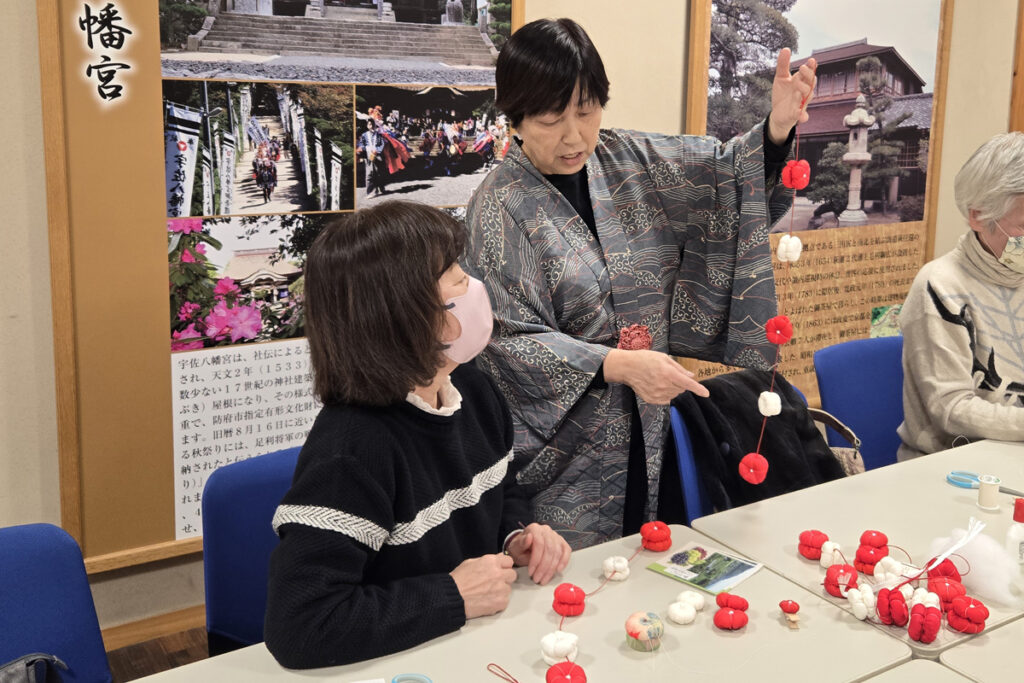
[161,1,508,85]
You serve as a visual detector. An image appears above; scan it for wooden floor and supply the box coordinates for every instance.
[106,628,208,682]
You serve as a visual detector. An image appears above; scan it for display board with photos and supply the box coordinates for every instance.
[40,0,520,569]
[682,0,954,404]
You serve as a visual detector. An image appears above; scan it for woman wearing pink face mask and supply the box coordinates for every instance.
[898,132,1024,459]
[264,201,571,668]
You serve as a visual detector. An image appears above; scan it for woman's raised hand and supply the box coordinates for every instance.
[603,349,709,405]
[768,48,817,144]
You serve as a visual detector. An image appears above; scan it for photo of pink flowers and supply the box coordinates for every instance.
[168,213,331,351]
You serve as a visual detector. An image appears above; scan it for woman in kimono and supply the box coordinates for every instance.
[463,18,817,549]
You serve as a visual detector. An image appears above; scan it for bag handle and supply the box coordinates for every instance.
[807,407,861,451]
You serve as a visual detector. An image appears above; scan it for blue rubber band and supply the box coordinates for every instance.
[392,675,432,683]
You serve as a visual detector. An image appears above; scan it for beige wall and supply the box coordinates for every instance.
[932,0,1019,257]
[524,0,688,135]
[2,0,1019,635]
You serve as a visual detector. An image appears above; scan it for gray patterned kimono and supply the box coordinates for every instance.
[464,122,791,549]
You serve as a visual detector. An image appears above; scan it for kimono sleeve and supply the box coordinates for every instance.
[464,189,611,444]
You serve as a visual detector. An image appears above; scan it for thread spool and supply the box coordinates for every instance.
[977,474,1001,511]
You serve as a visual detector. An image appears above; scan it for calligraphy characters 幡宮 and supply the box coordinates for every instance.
[77,2,133,102]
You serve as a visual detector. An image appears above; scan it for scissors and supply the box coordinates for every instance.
[946,471,1024,497]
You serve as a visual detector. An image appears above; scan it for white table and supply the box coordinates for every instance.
[693,440,1024,657]
[940,615,1024,681]
[141,525,910,682]
[865,659,970,681]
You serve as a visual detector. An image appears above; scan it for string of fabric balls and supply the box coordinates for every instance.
[485,522,804,682]
[798,528,990,641]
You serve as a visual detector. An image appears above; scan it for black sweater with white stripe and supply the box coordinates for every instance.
[264,365,530,669]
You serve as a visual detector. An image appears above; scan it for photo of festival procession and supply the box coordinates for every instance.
[168,212,331,351]
[159,1,513,85]
[354,85,506,206]
[162,79,354,217]
[706,0,941,231]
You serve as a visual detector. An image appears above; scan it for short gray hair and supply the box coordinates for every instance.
[954,132,1024,226]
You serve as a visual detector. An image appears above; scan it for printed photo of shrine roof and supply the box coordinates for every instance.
[160,1,511,85]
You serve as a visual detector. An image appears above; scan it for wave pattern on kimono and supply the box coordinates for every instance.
[464,123,791,549]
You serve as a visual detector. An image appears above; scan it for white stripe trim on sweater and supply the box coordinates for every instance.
[272,449,514,549]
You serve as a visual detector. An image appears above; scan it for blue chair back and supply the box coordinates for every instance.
[202,446,301,655]
[669,406,710,524]
[0,523,112,683]
[814,336,904,470]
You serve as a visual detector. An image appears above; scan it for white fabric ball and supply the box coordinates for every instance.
[602,555,631,581]
[898,584,914,601]
[675,590,706,611]
[667,601,697,625]
[540,631,579,666]
[758,391,782,417]
[873,556,906,585]
[911,589,940,610]
[819,541,842,568]
[846,584,877,621]
[777,234,803,263]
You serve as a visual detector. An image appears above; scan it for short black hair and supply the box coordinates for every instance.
[304,201,466,407]
[495,18,610,128]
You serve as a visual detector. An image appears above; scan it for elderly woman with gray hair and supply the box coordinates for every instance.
[898,132,1024,459]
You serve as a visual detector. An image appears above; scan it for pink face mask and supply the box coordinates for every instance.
[442,277,494,363]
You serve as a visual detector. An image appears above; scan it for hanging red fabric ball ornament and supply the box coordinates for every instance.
[928,577,967,613]
[716,593,749,611]
[713,607,749,630]
[738,452,769,485]
[764,315,794,345]
[907,603,942,643]
[927,557,963,584]
[546,661,588,683]
[781,159,811,190]
[798,529,829,560]
[779,600,800,614]
[823,563,857,597]
[947,595,989,634]
[854,544,890,575]
[877,588,909,627]
[640,521,672,551]
[552,583,586,617]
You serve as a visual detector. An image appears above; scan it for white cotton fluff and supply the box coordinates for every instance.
[873,556,909,586]
[846,584,877,621]
[675,590,706,611]
[602,555,631,581]
[930,528,1024,608]
[777,234,804,263]
[758,391,782,417]
[668,601,698,625]
[540,631,579,666]
[819,541,843,569]
[910,588,940,610]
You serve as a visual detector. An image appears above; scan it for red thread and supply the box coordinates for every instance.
[487,663,520,682]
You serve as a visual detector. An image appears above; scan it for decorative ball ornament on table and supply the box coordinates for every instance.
[552,583,586,617]
[640,522,672,551]
[624,611,665,651]
[779,599,801,629]
[797,529,828,560]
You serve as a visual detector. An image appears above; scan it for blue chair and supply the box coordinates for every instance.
[669,406,710,524]
[0,523,112,683]
[202,446,301,656]
[814,336,904,470]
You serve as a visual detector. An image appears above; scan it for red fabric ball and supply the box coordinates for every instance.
[713,607,749,630]
[779,600,800,614]
[927,557,963,584]
[552,583,586,617]
[877,588,909,627]
[908,603,942,644]
[546,661,587,683]
[617,324,653,351]
[853,544,889,574]
[715,593,749,611]
[859,530,889,547]
[781,159,811,190]
[764,315,794,345]
[640,521,672,551]
[738,452,769,485]
[928,577,966,613]
[948,595,989,634]
[823,563,857,598]
[797,530,828,560]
